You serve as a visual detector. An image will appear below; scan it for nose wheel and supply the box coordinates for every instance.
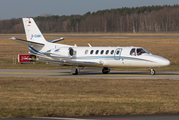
[102,67,110,74]
[150,68,155,75]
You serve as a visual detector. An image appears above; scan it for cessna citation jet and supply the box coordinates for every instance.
[10,18,170,75]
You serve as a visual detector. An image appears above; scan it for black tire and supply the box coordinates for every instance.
[102,67,110,74]
[73,69,78,75]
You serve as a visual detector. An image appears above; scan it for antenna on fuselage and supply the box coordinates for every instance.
[88,43,92,47]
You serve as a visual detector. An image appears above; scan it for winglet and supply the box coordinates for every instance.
[9,37,16,40]
[48,37,64,43]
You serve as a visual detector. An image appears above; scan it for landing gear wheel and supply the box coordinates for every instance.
[102,67,110,74]
[73,69,78,75]
[150,69,155,75]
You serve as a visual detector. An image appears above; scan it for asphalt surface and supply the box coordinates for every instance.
[0,69,179,80]
[2,35,179,38]
[2,114,179,120]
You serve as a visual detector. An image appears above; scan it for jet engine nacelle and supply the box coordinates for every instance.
[52,47,74,58]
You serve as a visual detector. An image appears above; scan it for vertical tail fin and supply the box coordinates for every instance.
[22,18,47,44]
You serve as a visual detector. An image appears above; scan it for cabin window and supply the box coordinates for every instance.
[96,50,99,54]
[85,50,88,54]
[116,50,119,55]
[115,48,121,56]
[130,48,136,56]
[90,50,94,54]
[111,50,114,55]
[101,50,104,54]
[106,50,109,54]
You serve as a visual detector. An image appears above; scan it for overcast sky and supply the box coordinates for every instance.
[0,0,178,20]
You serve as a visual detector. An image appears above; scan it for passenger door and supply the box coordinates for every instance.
[114,48,122,60]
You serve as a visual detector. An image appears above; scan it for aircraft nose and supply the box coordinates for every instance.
[159,58,170,67]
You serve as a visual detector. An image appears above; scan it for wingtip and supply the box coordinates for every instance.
[60,37,64,40]
[9,37,16,40]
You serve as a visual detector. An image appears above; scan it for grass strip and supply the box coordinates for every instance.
[0,77,179,118]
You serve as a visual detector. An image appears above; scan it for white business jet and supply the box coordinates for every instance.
[10,18,170,75]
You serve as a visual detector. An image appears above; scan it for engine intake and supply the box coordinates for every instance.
[69,47,74,56]
[55,47,74,58]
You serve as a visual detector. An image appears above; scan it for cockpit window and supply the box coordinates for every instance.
[130,48,150,56]
[142,48,150,54]
[130,48,136,56]
[137,48,150,55]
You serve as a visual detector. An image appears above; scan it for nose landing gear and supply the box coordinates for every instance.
[150,68,155,75]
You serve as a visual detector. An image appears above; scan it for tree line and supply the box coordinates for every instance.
[0,4,179,33]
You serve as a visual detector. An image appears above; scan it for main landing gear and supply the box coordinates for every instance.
[102,67,110,74]
[150,68,155,75]
[73,68,78,75]
[71,66,79,75]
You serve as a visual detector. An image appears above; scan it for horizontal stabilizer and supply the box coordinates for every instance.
[48,37,64,43]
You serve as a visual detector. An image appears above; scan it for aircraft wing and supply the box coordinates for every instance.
[31,58,103,67]
[10,37,44,47]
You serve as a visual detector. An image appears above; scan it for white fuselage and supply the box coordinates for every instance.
[36,43,170,68]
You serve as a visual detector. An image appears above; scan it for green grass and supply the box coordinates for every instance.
[1,77,179,118]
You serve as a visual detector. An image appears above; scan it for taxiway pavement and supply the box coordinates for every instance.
[2,114,179,120]
[0,69,179,80]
